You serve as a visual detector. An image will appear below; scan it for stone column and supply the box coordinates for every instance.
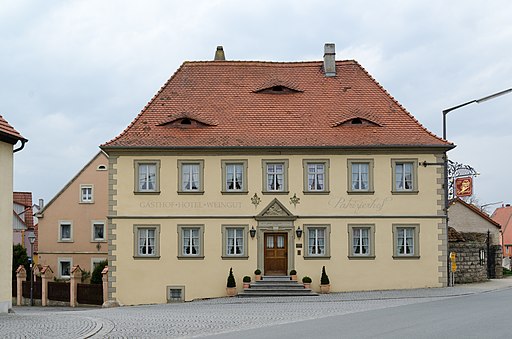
[15,265,26,306]
[70,265,82,308]
[101,266,109,305]
[40,266,53,307]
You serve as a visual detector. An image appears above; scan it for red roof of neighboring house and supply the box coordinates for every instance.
[13,192,34,229]
[0,115,27,144]
[102,59,452,149]
[492,204,512,240]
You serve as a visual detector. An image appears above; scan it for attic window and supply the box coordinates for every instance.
[254,85,302,94]
[180,118,192,125]
[97,165,107,171]
[272,86,284,92]
[351,118,363,125]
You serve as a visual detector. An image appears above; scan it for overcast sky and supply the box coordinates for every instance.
[2,0,511,213]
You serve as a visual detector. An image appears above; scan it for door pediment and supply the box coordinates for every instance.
[255,198,297,221]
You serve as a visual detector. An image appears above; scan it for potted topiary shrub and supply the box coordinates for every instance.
[254,268,262,281]
[320,266,330,294]
[289,269,297,281]
[302,276,312,289]
[226,267,237,296]
[243,275,251,289]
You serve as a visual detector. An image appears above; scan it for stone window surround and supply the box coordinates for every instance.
[262,159,289,194]
[177,160,205,194]
[303,224,331,259]
[221,159,249,194]
[391,158,419,194]
[347,224,376,259]
[347,159,375,194]
[133,224,161,259]
[392,224,420,259]
[134,160,161,194]
[221,224,249,259]
[177,224,205,259]
[302,159,330,194]
[58,220,73,242]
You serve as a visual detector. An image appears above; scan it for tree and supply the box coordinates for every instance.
[91,260,108,284]
[12,244,29,280]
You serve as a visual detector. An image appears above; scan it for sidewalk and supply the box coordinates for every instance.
[4,277,512,339]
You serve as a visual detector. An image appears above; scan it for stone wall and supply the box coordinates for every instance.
[448,229,503,283]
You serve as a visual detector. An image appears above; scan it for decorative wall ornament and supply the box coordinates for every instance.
[290,193,300,207]
[251,193,261,208]
[264,203,288,216]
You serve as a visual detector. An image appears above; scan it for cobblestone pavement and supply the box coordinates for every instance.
[3,278,512,339]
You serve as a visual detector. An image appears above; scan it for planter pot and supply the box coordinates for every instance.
[320,284,330,294]
[226,287,237,296]
[290,274,297,281]
[243,282,250,289]
[255,274,262,281]
[303,283,311,289]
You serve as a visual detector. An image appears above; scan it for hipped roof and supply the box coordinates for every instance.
[102,60,452,150]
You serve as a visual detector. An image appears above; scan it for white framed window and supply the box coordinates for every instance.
[304,225,331,258]
[92,221,105,241]
[262,160,289,193]
[178,225,205,259]
[303,160,330,193]
[134,160,160,193]
[222,225,249,258]
[178,160,204,194]
[221,160,248,193]
[392,159,418,193]
[393,224,420,258]
[348,224,375,258]
[80,184,94,203]
[58,258,72,279]
[348,159,374,193]
[59,221,73,242]
[133,225,160,258]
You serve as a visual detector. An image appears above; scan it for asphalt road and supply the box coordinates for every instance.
[209,288,512,339]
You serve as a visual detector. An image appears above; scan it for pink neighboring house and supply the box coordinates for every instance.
[13,192,36,256]
[492,204,512,258]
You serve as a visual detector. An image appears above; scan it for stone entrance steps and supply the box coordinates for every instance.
[238,275,318,297]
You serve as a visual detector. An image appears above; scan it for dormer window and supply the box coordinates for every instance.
[180,118,192,125]
[254,83,303,94]
[332,117,382,127]
[351,118,363,125]
[158,114,217,128]
[272,86,284,92]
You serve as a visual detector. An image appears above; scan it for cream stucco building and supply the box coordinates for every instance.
[37,152,109,278]
[101,44,454,305]
[0,115,27,313]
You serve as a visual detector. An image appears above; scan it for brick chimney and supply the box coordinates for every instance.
[214,46,226,61]
[323,43,336,77]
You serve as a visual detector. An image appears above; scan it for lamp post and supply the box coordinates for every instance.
[442,87,512,286]
[27,231,36,306]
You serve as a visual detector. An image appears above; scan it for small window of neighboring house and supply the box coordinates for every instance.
[59,222,72,242]
[80,185,93,203]
[59,259,72,278]
[92,222,105,241]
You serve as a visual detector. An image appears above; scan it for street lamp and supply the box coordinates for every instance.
[27,230,36,306]
[442,87,512,286]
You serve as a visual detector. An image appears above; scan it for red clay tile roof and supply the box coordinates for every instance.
[0,115,27,144]
[13,192,34,229]
[102,60,452,149]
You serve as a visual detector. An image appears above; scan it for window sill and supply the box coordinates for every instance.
[348,255,376,260]
[221,191,249,195]
[262,191,289,195]
[221,255,249,260]
[58,240,73,243]
[304,255,331,260]
[134,191,161,195]
[177,256,205,260]
[392,255,420,259]
[91,240,107,243]
[133,255,161,260]
[303,191,330,195]
[347,191,375,195]
[391,190,419,195]
[79,201,94,204]
[177,191,205,195]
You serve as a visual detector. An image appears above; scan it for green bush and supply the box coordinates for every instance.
[302,276,312,283]
[91,260,108,284]
[243,275,251,283]
[12,244,29,280]
[503,267,512,276]
[321,266,330,285]
[254,268,261,275]
[290,269,297,275]
[227,267,236,288]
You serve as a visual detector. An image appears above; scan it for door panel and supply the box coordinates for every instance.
[264,233,287,275]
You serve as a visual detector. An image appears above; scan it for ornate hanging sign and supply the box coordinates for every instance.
[455,177,473,197]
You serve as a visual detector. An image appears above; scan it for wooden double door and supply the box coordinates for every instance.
[264,233,288,275]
